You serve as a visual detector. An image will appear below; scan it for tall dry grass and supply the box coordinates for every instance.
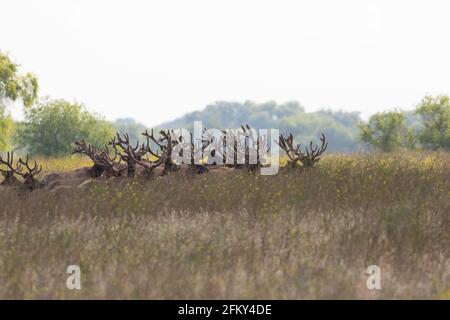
[0,152,449,299]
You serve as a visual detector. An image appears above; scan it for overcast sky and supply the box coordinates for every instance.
[2,0,450,126]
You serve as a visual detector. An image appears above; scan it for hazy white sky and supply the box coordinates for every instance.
[1,0,450,126]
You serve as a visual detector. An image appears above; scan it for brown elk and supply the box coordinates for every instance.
[72,139,106,178]
[142,129,182,175]
[278,133,328,168]
[72,139,126,178]
[40,166,94,186]
[16,155,43,191]
[0,151,22,186]
[95,145,127,177]
[129,151,164,179]
[110,133,147,178]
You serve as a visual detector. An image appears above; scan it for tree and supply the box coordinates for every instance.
[0,52,38,108]
[0,108,14,151]
[359,111,413,152]
[0,52,38,150]
[415,95,450,150]
[15,98,115,156]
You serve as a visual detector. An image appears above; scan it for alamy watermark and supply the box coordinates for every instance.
[366,265,381,290]
[66,265,81,290]
[167,121,280,175]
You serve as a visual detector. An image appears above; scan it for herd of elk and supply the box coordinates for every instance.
[0,125,328,193]
[0,152,43,191]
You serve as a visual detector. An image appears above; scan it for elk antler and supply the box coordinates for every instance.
[201,128,227,165]
[142,129,181,174]
[17,154,42,177]
[72,139,99,161]
[0,151,22,174]
[221,125,268,171]
[0,151,22,185]
[278,133,301,168]
[127,147,164,179]
[112,133,147,160]
[110,133,148,177]
[17,154,43,191]
[297,133,328,167]
[278,133,328,168]
[241,124,269,171]
[93,145,126,177]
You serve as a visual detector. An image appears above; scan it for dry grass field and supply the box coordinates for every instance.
[0,152,449,299]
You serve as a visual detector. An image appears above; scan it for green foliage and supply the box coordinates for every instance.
[415,95,450,150]
[0,52,38,149]
[0,52,38,108]
[359,111,414,152]
[0,107,14,151]
[15,98,115,156]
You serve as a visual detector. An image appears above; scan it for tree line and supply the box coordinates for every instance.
[1,51,449,156]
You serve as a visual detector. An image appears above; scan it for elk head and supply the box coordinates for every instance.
[110,133,147,178]
[0,151,21,186]
[72,139,105,178]
[93,145,127,178]
[278,133,328,168]
[126,137,164,179]
[142,129,181,175]
[17,155,43,191]
[298,133,328,167]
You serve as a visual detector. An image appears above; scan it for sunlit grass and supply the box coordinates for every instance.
[34,155,92,175]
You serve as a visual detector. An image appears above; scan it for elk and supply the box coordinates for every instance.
[278,133,328,168]
[201,128,227,166]
[94,145,127,177]
[212,124,269,172]
[142,129,181,175]
[40,166,94,186]
[240,124,270,172]
[110,133,147,178]
[180,130,209,174]
[72,140,126,177]
[0,151,22,186]
[16,155,43,191]
[127,147,164,179]
[72,139,106,178]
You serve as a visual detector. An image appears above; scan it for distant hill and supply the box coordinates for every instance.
[158,101,365,152]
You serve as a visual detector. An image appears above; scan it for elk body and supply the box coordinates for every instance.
[41,166,94,186]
